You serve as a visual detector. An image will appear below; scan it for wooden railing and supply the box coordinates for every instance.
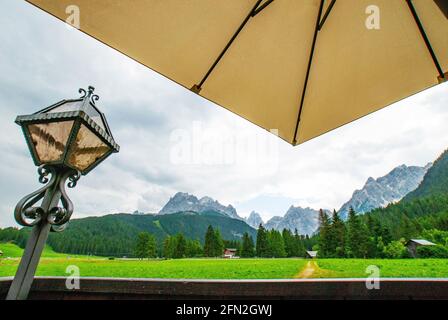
[1,277,448,300]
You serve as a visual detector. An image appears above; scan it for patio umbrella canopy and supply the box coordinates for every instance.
[26,0,448,145]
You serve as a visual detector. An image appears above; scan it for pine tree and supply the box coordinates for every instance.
[163,236,177,258]
[318,209,331,257]
[330,210,346,257]
[381,226,393,245]
[204,225,216,257]
[365,215,385,258]
[186,239,203,257]
[346,207,369,258]
[174,233,187,258]
[376,236,385,258]
[214,229,224,257]
[294,229,306,257]
[256,224,269,257]
[134,232,156,259]
[163,237,170,258]
[268,230,286,258]
[241,232,255,257]
[366,214,375,236]
[400,214,418,240]
[282,229,297,257]
[147,233,157,258]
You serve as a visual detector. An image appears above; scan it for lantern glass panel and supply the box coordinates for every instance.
[66,124,110,171]
[27,120,74,163]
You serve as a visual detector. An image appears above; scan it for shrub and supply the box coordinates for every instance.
[383,241,407,259]
[417,245,448,258]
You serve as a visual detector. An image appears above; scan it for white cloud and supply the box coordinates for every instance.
[0,0,447,226]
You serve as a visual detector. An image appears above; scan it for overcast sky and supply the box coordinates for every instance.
[1,0,447,227]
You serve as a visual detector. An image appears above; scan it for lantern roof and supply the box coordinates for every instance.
[16,86,119,153]
[15,86,119,175]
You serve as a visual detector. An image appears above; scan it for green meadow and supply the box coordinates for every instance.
[0,258,307,279]
[0,242,63,258]
[315,258,448,278]
[2,243,448,279]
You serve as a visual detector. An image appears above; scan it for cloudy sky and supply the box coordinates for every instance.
[0,1,447,227]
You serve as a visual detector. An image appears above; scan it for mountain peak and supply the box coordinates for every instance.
[159,192,241,220]
[339,162,431,219]
[366,176,375,183]
[172,192,197,200]
[245,211,264,229]
[265,206,321,235]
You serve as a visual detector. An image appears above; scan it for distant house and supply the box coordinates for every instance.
[223,248,238,259]
[406,239,436,257]
[305,251,318,259]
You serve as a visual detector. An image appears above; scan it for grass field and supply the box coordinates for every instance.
[0,242,100,259]
[2,243,448,279]
[315,259,448,278]
[0,258,307,279]
[0,242,64,258]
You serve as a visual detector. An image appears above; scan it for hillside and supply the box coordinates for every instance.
[366,195,448,235]
[364,149,448,238]
[0,242,93,258]
[44,211,256,256]
[403,149,448,202]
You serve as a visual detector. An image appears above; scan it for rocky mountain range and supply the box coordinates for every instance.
[156,161,432,236]
[159,192,241,220]
[338,163,431,219]
[264,206,323,236]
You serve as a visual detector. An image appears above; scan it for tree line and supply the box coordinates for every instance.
[252,225,313,258]
[7,195,448,260]
[316,205,448,259]
[134,225,227,259]
[132,224,315,259]
[99,197,448,259]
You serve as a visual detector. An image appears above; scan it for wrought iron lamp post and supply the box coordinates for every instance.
[6,86,119,300]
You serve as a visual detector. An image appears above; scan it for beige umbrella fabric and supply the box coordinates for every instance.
[26,0,447,145]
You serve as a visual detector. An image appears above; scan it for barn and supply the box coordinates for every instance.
[406,239,436,258]
[223,248,238,259]
[305,251,318,259]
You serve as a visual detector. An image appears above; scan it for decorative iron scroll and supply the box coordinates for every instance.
[14,165,81,232]
[79,86,100,105]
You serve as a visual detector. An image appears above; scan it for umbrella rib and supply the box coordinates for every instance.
[251,0,275,17]
[292,0,325,145]
[191,0,264,93]
[406,0,445,81]
[434,0,448,19]
[318,0,336,31]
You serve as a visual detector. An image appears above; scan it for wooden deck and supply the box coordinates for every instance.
[2,277,448,299]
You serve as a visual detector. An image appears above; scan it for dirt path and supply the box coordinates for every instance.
[295,261,317,278]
